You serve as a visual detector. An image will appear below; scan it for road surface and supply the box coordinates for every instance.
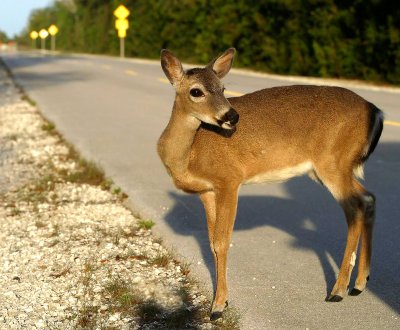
[2,51,399,329]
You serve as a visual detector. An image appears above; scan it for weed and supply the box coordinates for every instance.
[9,207,21,216]
[58,143,111,188]
[178,260,192,276]
[65,159,108,187]
[105,278,130,298]
[83,260,96,274]
[17,174,58,206]
[118,292,138,308]
[76,305,99,329]
[112,187,121,195]
[137,219,155,230]
[112,186,128,201]
[149,252,170,268]
[104,277,142,313]
[21,94,36,106]
[41,122,55,133]
[125,249,148,261]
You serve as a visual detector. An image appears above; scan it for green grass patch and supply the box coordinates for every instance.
[41,122,55,133]
[64,158,110,187]
[104,277,142,313]
[21,94,36,106]
[137,219,155,230]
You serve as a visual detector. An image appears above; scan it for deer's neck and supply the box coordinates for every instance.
[158,103,200,177]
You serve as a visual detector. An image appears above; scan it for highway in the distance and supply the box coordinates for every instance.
[2,51,399,329]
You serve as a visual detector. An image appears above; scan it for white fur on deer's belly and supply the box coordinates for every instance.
[244,161,314,184]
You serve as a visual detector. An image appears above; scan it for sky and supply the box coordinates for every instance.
[0,0,52,38]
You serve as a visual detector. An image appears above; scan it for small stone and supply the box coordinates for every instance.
[109,313,120,322]
[24,306,33,313]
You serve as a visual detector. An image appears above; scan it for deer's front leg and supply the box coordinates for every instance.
[200,191,217,265]
[209,185,239,320]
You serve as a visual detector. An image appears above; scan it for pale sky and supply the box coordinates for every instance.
[0,0,52,38]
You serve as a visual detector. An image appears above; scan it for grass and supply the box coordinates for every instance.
[21,94,36,106]
[178,260,192,277]
[137,219,155,230]
[76,305,99,329]
[104,277,143,313]
[63,157,111,188]
[149,251,171,268]
[41,121,55,133]
[17,173,57,205]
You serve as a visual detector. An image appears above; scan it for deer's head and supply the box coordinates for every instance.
[161,48,239,130]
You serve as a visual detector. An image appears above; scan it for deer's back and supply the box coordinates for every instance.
[190,85,373,182]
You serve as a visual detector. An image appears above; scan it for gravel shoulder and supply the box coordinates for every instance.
[0,60,239,329]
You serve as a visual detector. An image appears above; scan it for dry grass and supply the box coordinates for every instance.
[149,251,171,268]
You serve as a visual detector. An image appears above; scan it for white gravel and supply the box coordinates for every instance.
[0,62,227,329]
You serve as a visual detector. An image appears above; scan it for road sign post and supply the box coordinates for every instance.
[30,31,39,49]
[39,29,49,52]
[48,25,59,52]
[114,5,130,58]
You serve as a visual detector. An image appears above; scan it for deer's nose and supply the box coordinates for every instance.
[224,108,239,125]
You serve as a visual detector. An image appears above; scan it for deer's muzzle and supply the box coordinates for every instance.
[218,108,239,130]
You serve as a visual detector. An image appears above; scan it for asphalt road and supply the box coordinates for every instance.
[2,51,399,329]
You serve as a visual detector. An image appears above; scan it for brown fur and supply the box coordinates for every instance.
[158,48,383,318]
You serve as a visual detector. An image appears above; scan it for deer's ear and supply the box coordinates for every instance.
[161,49,184,87]
[207,48,236,79]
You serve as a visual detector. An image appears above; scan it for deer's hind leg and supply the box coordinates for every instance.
[350,183,375,296]
[315,166,374,302]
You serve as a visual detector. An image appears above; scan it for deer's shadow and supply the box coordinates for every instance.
[163,142,400,314]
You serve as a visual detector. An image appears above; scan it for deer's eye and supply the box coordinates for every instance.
[190,88,205,98]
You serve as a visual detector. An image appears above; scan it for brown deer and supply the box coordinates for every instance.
[158,48,383,320]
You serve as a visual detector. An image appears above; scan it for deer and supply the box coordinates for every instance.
[157,48,383,320]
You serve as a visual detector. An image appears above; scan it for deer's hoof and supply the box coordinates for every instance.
[349,288,363,296]
[210,311,223,321]
[210,301,228,321]
[326,294,343,302]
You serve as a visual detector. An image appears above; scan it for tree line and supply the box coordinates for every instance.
[19,0,400,84]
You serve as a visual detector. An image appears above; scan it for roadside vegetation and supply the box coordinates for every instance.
[19,0,400,84]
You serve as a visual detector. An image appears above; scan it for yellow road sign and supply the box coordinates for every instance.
[48,24,59,36]
[39,29,49,39]
[115,18,129,31]
[118,29,127,38]
[114,5,130,19]
[30,31,39,40]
